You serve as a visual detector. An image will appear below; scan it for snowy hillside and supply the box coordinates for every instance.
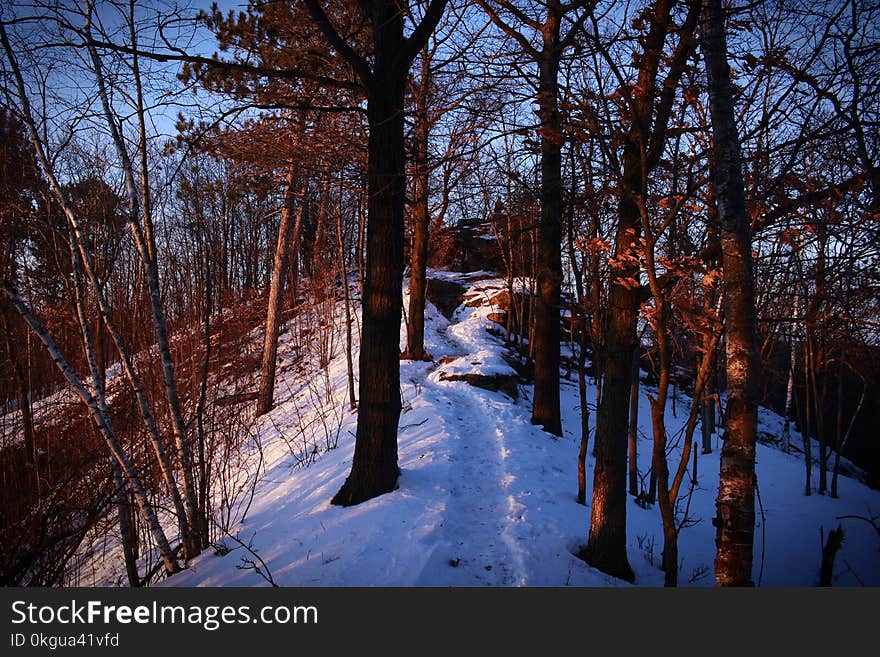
[118,271,880,587]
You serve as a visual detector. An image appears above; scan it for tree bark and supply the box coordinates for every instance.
[404,49,432,362]
[577,322,590,505]
[1,309,37,472]
[832,381,865,499]
[530,36,564,437]
[111,462,140,587]
[781,288,799,453]
[257,169,304,416]
[703,0,760,587]
[701,226,720,454]
[803,337,813,495]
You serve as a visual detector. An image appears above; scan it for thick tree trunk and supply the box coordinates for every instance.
[703,0,760,587]
[581,143,640,583]
[332,78,406,506]
[304,0,448,507]
[531,51,564,437]
[257,169,304,416]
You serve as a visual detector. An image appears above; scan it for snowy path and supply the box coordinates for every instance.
[412,321,529,585]
[406,277,591,586]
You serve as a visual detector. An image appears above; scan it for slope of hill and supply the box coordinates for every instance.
[117,270,880,587]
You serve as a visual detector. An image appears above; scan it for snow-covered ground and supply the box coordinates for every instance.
[72,270,880,587]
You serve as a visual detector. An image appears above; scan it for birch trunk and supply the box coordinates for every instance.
[782,290,799,453]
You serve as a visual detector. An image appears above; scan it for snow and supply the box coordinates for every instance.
[85,271,880,587]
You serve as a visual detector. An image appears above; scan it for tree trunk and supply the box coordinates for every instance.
[531,49,564,437]
[628,348,642,496]
[112,462,140,587]
[701,397,715,454]
[814,345,828,495]
[332,76,406,506]
[581,140,640,583]
[702,217,720,454]
[781,289,799,453]
[803,337,813,495]
[404,50,431,362]
[196,228,213,547]
[303,0,448,507]
[577,322,589,505]
[832,357,843,499]
[257,169,304,416]
[703,0,760,587]
[1,309,37,472]
[337,191,358,410]
[832,381,865,499]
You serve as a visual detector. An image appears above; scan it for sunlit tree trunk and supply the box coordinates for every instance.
[404,47,432,362]
[703,0,760,587]
[257,169,305,416]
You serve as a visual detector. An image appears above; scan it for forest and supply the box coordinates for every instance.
[0,0,878,588]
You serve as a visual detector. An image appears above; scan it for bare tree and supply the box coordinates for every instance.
[582,0,700,583]
[702,0,760,587]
